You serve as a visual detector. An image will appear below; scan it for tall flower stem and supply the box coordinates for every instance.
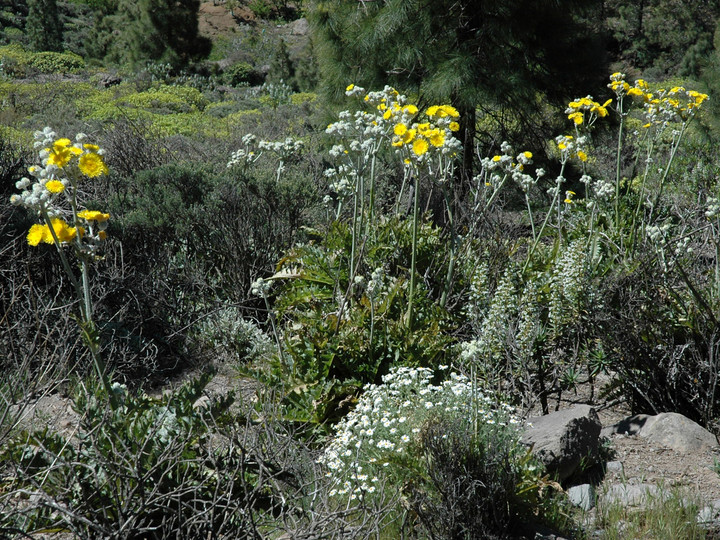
[440,181,455,308]
[613,96,625,231]
[406,174,420,331]
[40,207,109,395]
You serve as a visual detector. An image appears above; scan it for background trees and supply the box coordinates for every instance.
[310,0,608,174]
[26,0,62,52]
[106,0,211,68]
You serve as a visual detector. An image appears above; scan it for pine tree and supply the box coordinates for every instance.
[108,0,211,68]
[311,0,607,176]
[26,0,63,52]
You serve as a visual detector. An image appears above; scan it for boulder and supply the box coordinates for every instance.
[567,483,596,511]
[601,483,659,507]
[521,405,602,481]
[603,412,717,453]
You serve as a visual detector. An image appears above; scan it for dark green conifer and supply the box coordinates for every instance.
[26,0,63,52]
[310,0,607,176]
[108,0,211,68]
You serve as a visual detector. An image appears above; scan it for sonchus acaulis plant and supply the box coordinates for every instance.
[11,127,111,391]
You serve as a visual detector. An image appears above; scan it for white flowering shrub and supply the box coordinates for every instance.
[319,366,520,499]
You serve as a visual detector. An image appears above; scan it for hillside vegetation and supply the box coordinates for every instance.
[2,1,720,538]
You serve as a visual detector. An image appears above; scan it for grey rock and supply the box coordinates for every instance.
[97,73,121,88]
[604,412,717,453]
[567,483,596,510]
[288,17,309,36]
[522,405,602,481]
[601,483,659,507]
[697,499,720,524]
[605,460,623,474]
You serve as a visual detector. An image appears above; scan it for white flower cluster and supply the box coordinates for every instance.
[227,134,260,170]
[706,197,720,220]
[483,143,536,189]
[646,223,671,243]
[318,366,519,499]
[10,129,87,212]
[258,137,304,161]
[548,240,587,331]
[227,134,303,176]
[250,277,272,297]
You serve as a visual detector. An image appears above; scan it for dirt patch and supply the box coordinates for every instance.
[198,1,256,38]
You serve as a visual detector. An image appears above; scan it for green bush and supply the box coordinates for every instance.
[317,366,569,538]
[0,44,84,76]
[252,215,454,424]
[1,375,283,538]
[30,50,85,74]
[223,61,264,87]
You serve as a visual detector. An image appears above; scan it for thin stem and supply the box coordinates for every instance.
[440,181,455,308]
[523,165,565,273]
[614,97,625,230]
[407,174,420,331]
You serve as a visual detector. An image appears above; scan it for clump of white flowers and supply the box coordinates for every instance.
[318,366,519,499]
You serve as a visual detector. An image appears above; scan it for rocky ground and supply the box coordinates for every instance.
[13,368,720,537]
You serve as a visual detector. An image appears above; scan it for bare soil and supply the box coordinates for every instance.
[543,375,720,505]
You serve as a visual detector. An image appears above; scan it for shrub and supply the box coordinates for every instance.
[223,61,264,87]
[317,366,563,538]
[0,44,84,76]
[1,375,288,538]
[29,51,85,74]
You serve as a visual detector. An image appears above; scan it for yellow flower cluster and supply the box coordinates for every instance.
[555,134,589,163]
[391,104,459,157]
[566,96,612,126]
[608,74,709,126]
[11,129,111,250]
[340,84,462,162]
[44,138,109,177]
[27,218,82,246]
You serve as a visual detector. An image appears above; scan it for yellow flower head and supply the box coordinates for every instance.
[440,105,460,118]
[77,209,110,222]
[577,150,588,162]
[400,128,416,145]
[449,121,460,132]
[403,104,418,115]
[428,130,445,147]
[346,84,355,92]
[53,138,72,148]
[46,147,73,168]
[394,123,408,136]
[568,111,584,125]
[27,218,78,246]
[45,180,65,193]
[27,223,46,246]
[426,105,440,117]
[412,138,429,156]
[78,152,109,178]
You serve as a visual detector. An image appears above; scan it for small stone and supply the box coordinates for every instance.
[601,483,659,507]
[605,461,623,473]
[567,484,596,511]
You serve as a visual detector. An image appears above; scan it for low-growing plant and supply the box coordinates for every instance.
[596,486,705,540]
[317,366,567,538]
[1,375,286,538]
[223,61,264,87]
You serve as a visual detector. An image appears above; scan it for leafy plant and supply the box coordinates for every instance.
[254,216,454,424]
[1,375,284,538]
